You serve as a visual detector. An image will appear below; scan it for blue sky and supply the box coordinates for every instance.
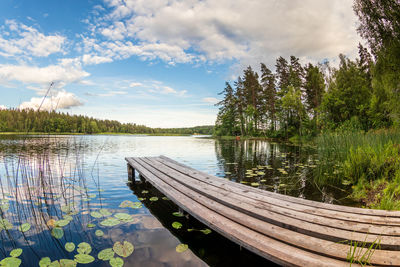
[0,0,361,127]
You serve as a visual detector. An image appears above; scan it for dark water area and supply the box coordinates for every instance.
[0,135,351,266]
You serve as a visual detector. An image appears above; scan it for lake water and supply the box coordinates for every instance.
[0,135,350,266]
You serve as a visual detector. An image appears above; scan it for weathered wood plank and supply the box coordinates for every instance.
[125,157,354,267]
[133,157,400,266]
[158,155,400,223]
[141,157,400,248]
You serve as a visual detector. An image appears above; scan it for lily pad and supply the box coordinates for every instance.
[250,183,260,187]
[39,257,51,267]
[149,197,158,202]
[87,223,96,228]
[114,213,133,222]
[65,242,75,252]
[113,241,134,257]
[95,230,104,237]
[56,220,70,227]
[132,202,142,209]
[98,248,114,261]
[172,222,182,229]
[100,218,120,227]
[175,244,188,253]
[77,242,92,254]
[90,211,103,218]
[109,257,124,267]
[99,209,112,216]
[74,254,94,264]
[119,200,134,208]
[51,227,64,239]
[10,248,22,258]
[18,223,31,233]
[172,212,184,217]
[200,229,212,235]
[59,259,77,267]
[141,190,148,194]
[0,219,13,231]
[0,257,21,267]
[63,215,73,221]
[47,219,56,228]
[162,197,169,200]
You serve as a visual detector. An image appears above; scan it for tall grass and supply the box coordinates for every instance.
[314,129,400,185]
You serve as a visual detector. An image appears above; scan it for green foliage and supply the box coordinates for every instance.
[0,109,213,135]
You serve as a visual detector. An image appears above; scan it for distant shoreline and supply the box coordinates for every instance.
[0,132,204,137]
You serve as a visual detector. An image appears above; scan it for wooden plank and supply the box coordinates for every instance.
[125,158,355,267]
[136,157,400,265]
[141,157,400,248]
[158,155,400,223]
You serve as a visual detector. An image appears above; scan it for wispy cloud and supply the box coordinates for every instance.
[0,19,66,58]
[202,97,219,105]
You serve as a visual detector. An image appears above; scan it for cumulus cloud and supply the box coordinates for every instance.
[0,62,89,86]
[0,105,7,110]
[202,97,219,105]
[82,54,113,65]
[0,20,65,58]
[19,90,83,111]
[92,0,361,68]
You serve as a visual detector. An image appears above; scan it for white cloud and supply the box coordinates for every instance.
[0,62,89,86]
[19,90,83,111]
[93,0,361,68]
[129,82,143,88]
[82,54,113,65]
[0,105,7,110]
[202,97,219,105]
[0,20,65,58]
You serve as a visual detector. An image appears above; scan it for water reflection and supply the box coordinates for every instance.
[0,135,350,266]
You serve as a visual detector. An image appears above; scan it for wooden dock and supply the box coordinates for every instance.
[126,156,400,266]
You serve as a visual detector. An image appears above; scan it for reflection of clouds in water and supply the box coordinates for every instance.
[110,214,206,267]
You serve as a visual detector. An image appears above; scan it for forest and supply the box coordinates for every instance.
[0,109,214,135]
[215,0,400,140]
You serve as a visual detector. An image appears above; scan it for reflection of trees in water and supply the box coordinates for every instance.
[213,139,341,202]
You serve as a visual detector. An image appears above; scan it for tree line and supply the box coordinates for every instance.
[215,0,400,138]
[0,109,214,135]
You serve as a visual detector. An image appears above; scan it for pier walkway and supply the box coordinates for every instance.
[126,156,400,266]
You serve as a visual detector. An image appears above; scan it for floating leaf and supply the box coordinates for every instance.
[100,218,120,227]
[18,223,31,233]
[98,248,114,261]
[74,254,94,264]
[175,244,188,253]
[65,242,75,252]
[132,202,142,209]
[200,229,212,235]
[87,223,96,228]
[47,219,56,228]
[342,180,352,185]
[119,200,134,208]
[0,257,21,267]
[59,259,77,267]
[149,197,158,202]
[39,257,51,267]
[63,215,73,221]
[88,194,96,198]
[114,213,133,223]
[113,241,134,258]
[95,230,104,237]
[250,183,259,187]
[56,220,70,227]
[99,209,112,216]
[162,197,169,200]
[137,198,145,201]
[187,229,194,232]
[172,222,182,229]
[77,242,92,255]
[51,227,64,239]
[0,219,13,231]
[141,190,148,194]
[10,248,22,258]
[90,211,103,218]
[172,212,184,217]
[109,257,124,267]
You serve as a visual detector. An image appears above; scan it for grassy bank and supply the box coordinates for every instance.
[314,129,400,209]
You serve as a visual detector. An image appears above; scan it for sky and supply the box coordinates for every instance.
[0,0,362,128]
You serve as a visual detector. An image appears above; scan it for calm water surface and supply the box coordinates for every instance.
[0,135,349,266]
